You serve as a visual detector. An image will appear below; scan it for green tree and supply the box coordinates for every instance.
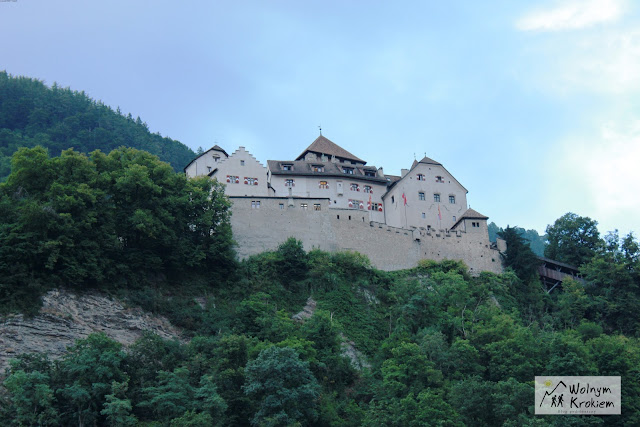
[56,333,127,427]
[498,226,541,281]
[101,380,137,426]
[545,213,602,266]
[2,368,59,426]
[244,346,320,426]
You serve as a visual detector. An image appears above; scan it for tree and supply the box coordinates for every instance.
[56,333,127,427]
[2,368,59,426]
[498,226,541,281]
[101,380,137,426]
[244,346,320,426]
[545,213,602,266]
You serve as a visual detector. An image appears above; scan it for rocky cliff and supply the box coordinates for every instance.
[0,289,183,374]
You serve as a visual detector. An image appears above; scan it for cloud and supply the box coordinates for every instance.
[517,0,625,31]
[549,120,640,234]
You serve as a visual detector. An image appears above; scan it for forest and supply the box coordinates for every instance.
[1,145,639,426]
[0,71,195,180]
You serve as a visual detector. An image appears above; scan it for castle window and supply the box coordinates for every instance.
[301,203,308,210]
[226,175,239,184]
[245,177,258,185]
[364,185,372,193]
[343,167,354,174]
[319,180,329,189]
[453,216,456,222]
[418,192,425,201]
[472,221,480,228]
[313,204,321,211]
[433,194,440,202]
[350,183,360,192]
[241,160,245,166]
[312,165,324,172]
[282,164,293,171]
[417,174,425,181]
[436,176,444,183]
[348,199,364,210]
[213,155,220,162]
[207,166,212,172]
[285,179,295,187]
[422,212,426,218]
[364,170,376,177]
[251,201,260,209]
[391,196,395,203]
[279,203,284,209]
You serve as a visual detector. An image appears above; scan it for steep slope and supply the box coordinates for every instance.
[0,71,195,179]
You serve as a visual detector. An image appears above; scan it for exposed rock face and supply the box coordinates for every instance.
[292,297,317,321]
[0,289,183,374]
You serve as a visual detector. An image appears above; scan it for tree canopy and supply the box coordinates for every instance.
[0,146,234,313]
[544,213,602,266]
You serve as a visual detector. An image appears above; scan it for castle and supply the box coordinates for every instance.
[184,135,504,274]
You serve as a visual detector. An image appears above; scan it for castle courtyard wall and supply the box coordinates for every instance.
[230,197,502,274]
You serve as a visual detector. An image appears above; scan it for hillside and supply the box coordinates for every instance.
[0,71,195,179]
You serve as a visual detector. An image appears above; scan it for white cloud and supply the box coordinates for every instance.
[517,0,625,31]
[549,120,640,234]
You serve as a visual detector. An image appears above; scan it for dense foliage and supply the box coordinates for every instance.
[0,71,195,179]
[0,146,234,314]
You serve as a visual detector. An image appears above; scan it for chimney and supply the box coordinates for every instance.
[401,168,409,178]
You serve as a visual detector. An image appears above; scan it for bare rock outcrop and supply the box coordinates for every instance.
[292,297,317,321]
[0,289,183,374]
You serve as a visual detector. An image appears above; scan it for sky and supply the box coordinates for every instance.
[1,0,639,236]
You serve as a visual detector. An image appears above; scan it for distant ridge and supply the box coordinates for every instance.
[0,71,195,179]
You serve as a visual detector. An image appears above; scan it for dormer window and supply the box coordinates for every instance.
[364,170,376,177]
[282,164,293,171]
[417,174,425,181]
[343,167,354,174]
[312,165,324,172]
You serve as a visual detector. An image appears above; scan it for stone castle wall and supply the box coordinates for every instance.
[230,196,502,274]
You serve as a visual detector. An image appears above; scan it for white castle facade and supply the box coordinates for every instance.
[185,135,504,274]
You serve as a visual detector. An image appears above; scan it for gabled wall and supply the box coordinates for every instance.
[184,147,228,177]
[383,162,468,230]
[212,147,269,197]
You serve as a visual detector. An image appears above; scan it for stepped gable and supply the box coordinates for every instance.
[451,208,489,229]
[296,135,366,164]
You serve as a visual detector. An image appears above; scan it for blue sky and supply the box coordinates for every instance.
[1,0,638,236]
